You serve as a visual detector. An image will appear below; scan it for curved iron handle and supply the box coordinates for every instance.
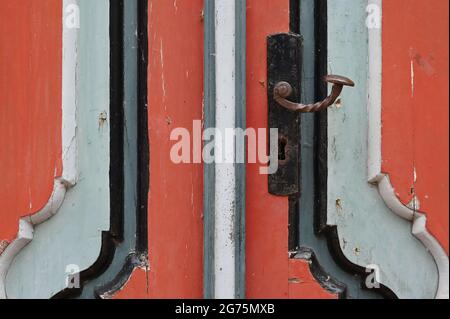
[273,75,355,113]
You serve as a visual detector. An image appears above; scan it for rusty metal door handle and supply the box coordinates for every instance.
[273,75,355,113]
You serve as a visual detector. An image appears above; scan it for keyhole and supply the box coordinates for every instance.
[279,137,287,161]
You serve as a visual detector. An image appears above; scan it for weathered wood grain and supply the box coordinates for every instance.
[145,0,204,298]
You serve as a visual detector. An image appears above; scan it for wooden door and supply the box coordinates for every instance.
[0,0,447,299]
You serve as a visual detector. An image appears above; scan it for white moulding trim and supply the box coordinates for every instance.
[0,220,34,299]
[0,181,68,299]
[413,214,450,299]
[23,178,69,226]
[0,0,79,299]
[367,0,449,299]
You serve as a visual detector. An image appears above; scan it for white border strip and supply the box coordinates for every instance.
[214,0,236,299]
[0,0,78,299]
[367,0,382,183]
[367,0,449,299]
[61,0,79,185]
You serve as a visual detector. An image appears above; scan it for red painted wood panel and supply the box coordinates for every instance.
[246,0,290,298]
[246,0,333,299]
[114,268,148,299]
[147,0,204,298]
[288,259,338,299]
[0,0,62,245]
[245,0,325,299]
[382,0,449,253]
[117,0,205,298]
[120,0,203,299]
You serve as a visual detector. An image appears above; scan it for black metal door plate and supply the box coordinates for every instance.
[267,33,302,196]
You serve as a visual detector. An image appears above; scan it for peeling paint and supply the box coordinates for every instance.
[173,0,178,12]
[160,38,167,110]
[410,59,415,97]
[98,111,108,130]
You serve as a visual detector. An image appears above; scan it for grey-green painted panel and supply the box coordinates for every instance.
[6,0,110,299]
[326,0,437,299]
[79,0,140,299]
[298,0,380,299]
[203,0,216,299]
[234,0,246,299]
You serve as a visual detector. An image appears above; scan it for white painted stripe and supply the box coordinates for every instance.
[62,0,79,185]
[214,0,236,299]
[367,0,382,182]
[0,220,33,299]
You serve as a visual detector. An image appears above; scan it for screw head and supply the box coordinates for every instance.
[274,81,293,98]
